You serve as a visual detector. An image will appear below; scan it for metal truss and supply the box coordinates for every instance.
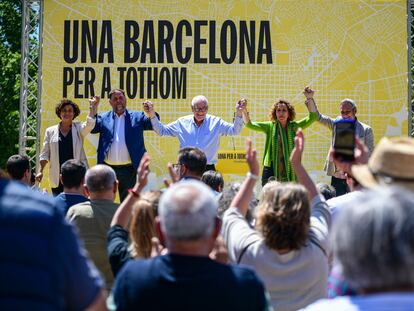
[410,0,414,136]
[19,0,43,170]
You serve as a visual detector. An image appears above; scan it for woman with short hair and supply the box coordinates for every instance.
[36,97,98,195]
[223,131,331,310]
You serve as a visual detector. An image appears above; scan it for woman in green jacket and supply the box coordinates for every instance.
[243,87,317,185]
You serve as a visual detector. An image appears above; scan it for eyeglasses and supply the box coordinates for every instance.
[193,106,208,112]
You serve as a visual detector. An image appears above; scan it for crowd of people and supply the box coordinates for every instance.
[2,87,414,311]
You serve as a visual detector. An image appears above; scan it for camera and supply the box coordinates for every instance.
[333,119,356,162]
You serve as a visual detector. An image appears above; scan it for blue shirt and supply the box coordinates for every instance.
[151,114,243,164]
[0,179,102,311]
[113,254,267,311]
[55,192,89,215]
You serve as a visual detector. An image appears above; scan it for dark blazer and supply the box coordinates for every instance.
[91,109,159,169]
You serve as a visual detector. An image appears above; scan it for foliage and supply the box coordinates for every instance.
[0,0,22,169]
[411,6,414,137]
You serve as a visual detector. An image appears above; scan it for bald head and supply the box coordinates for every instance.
[85,165,117,193]
[159,180,217,241]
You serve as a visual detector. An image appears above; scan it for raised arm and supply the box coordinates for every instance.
[217,99,246,136]
[303,86,318,113]
[143,100,179,136]
[229,138,260,216]
[80,96,99,137]
[303,86,335,130]
[289,128,318,200]
[88,96,100,118]
[291,129,331,250]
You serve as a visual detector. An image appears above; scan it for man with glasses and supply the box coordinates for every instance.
[303,87,374,196]
[144,95,246,171]
[173,147,207,181]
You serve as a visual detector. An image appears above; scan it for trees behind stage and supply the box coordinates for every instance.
[0,0,22,169]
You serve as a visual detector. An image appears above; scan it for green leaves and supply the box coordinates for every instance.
[0,0,21,168]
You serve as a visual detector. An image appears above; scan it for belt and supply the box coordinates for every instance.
[104,162,133,168]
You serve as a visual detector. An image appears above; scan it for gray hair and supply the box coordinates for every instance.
[316,183,336,200]
[191,95,208,107]
[218,182,257,224]
[85,164,117,193]
[333,186,414,291]
[340,98,357,110]
[159,180,217,240]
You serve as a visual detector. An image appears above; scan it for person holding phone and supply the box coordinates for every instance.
[242,88,318,185]
[303,87,374,196]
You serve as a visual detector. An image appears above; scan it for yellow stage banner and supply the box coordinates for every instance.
[40,0,409,189]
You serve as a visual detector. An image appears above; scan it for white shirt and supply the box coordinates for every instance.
[105,113,131,165]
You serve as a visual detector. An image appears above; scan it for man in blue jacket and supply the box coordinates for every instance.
[0,178,106,310]
[113,180,268,311]
[91,89,159,201]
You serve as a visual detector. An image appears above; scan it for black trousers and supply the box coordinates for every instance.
[205,164,216,172]
[262,166,274,186]
[331,176,349,197]
[105,163,136,202]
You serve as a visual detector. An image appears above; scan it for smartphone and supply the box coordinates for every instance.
[333,119,356,162]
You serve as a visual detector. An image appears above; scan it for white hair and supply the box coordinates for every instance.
[85,164,116,193]
[159,180,217,240]
[340,98,357,110]
[333,186,414,291]
[191,95,208,107]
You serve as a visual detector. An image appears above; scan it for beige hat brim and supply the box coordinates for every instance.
[351,164,378,189]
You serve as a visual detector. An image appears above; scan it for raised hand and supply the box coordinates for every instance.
[246,138,260,176]
[88,96,100,115]
[290,128,304,166]
[236,98,247,116]
[163,162,180,187]
[303,86,314,99]
[143,100,155,118]
[136,153,150,190]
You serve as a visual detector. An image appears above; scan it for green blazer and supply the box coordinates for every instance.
[246,112,317,181]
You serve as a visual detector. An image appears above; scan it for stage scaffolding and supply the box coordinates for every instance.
[19,0,43,170]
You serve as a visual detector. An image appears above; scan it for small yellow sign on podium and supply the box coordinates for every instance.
[216,149,249,174]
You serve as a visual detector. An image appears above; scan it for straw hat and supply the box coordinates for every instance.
[351,136,414,191]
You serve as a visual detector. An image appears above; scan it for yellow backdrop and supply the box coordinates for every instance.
[40,0,409,190]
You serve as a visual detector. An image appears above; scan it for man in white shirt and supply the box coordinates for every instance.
[144,95,246,171]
